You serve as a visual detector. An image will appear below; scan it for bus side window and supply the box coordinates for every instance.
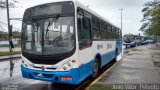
[78,14,92,50]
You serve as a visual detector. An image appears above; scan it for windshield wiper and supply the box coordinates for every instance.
[45,15,60,37]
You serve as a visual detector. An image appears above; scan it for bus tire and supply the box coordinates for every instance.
[91,59,99,78]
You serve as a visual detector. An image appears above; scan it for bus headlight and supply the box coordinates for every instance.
[67,62,72,67]
[24,64,28,67]
[22,60,24,64]
[21,57,32,68]
[22,60,28,67]
[63,66,68,71]
[59,60,76,71]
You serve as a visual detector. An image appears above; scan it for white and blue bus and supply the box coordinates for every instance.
[21,0,122,85]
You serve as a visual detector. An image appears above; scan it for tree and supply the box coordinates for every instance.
[0,0,21,40]
[0,0,19,9]
[0,31,8,40]
[0,30,21,40]
[140,0,160,36]
[12,31,21,39]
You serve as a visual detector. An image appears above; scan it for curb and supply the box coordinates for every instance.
[0,54,21,61]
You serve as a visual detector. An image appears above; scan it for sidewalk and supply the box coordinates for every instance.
[0,54,21,61]
[0,47,21,52]
[94,44,160,85]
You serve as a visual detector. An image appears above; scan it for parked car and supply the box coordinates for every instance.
[146,39,154,44]
[123,40,136,47]
[141,40,148,45]
[141,39,154,45]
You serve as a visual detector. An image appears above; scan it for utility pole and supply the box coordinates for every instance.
[119,8,123,39]
[6,0,14,77]
[6,0,10,32]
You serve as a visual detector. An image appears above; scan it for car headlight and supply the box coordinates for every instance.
[59,60,76,71]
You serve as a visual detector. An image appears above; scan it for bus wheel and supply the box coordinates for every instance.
[91,60,99,78]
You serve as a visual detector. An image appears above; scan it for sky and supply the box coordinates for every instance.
[0,0,150,35]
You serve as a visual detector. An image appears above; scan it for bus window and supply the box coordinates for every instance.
[100,20,107,40]
[92,16,100,40]
[78,14,92,49]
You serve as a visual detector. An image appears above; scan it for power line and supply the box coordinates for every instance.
[0,24,7,32]
[0,20,20,30]
[0,20,21,31]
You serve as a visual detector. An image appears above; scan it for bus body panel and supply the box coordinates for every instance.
[21,65,81,85]
[21,59,93,85]
[78,41,117,78]
[21,0,122,85]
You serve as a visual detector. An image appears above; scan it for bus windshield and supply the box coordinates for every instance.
[21,2,75,55]
[22,16,75,55]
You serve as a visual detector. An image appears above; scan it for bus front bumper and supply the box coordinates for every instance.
[21,65,80,85]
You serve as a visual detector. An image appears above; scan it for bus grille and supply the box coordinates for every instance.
[28,58,62,65]
[22,50,75,65]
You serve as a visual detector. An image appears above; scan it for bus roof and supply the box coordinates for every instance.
[26,0,121,30]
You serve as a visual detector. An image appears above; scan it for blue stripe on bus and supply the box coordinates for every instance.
[21,51,116,85]
[101,50,116,67]
[21,65,81,85]
[21,61,94,85]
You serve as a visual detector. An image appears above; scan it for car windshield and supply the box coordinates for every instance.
[22,16,75,55]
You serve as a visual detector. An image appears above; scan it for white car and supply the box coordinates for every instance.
[146,39,154,43]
